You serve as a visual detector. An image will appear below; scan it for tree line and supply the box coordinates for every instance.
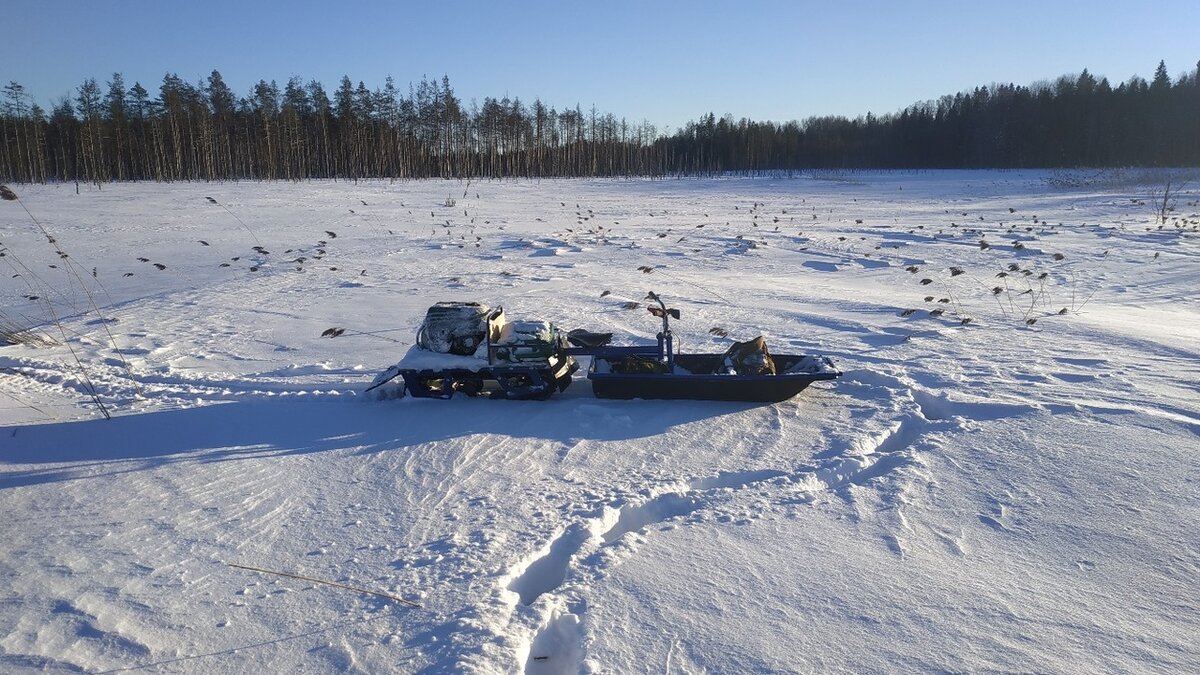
[1,60,1197,183]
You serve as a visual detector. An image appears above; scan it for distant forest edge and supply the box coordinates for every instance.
[2,60,1198,182]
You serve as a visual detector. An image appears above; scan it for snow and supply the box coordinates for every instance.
[1,171,1198,673]
[393,344,490,372]
[497,321,554,346]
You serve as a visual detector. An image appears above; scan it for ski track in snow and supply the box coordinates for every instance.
[1,172,1197,673]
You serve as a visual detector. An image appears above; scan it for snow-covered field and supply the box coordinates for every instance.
[1,171,1197,673]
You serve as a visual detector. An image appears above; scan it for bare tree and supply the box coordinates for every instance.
[1152,173,1193,224]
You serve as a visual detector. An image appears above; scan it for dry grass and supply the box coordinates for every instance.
[0,313,59,347]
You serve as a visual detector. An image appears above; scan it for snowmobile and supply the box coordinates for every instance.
[366,294,840,402]
[366,302,579,400]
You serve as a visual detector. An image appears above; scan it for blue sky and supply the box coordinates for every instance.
[5,0,1198,132]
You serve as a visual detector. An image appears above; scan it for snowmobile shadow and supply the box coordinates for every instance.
[0,395,760,489]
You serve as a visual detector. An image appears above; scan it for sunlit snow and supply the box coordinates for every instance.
[1,171,1197,673]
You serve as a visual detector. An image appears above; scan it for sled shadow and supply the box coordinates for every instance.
[0,393,762,489]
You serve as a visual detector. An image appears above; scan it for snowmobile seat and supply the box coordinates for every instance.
[566,329,614,349]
